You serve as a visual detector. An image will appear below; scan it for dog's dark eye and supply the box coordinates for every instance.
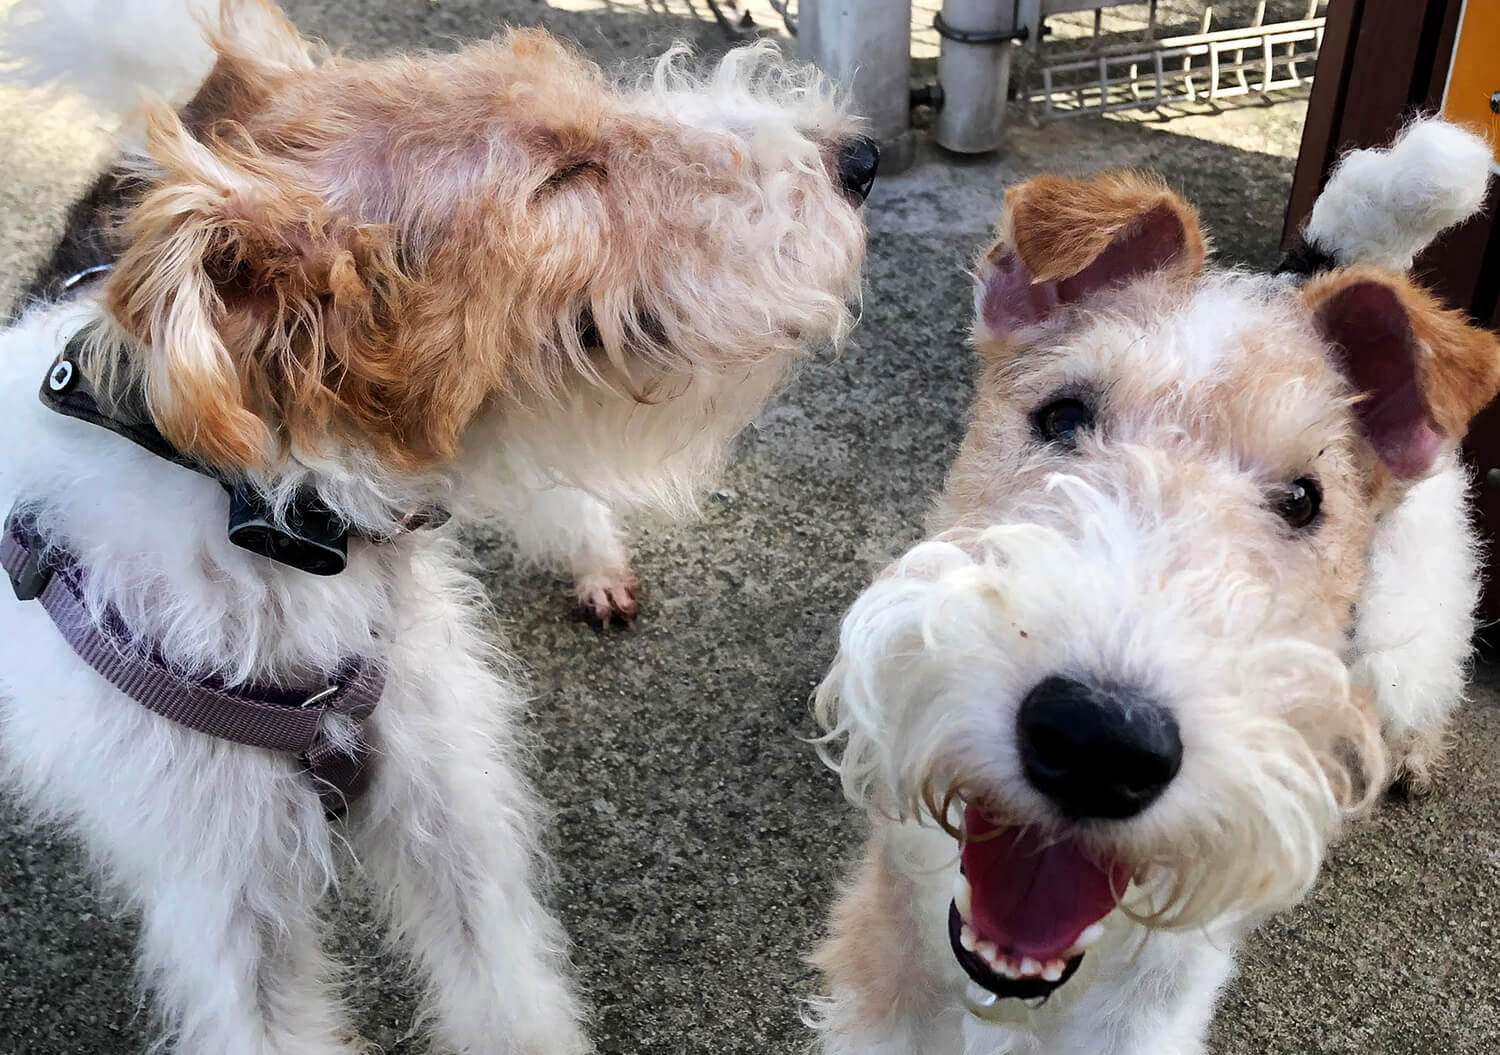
[575,310,602,349]
[1033,398,1095,448]
[1273,477,1322,529]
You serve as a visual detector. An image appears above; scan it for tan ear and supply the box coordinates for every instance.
[1304,267,1500,479]
[975,171,1207,341]
[105,103,389,471]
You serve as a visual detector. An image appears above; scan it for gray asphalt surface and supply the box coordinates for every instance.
[1,3,1496,1054]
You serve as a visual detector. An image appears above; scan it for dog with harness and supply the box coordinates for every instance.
[0,1,873,1052]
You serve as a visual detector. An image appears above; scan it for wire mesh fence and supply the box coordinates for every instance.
[553,1,1323,122]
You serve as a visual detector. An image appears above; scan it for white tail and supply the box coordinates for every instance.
[1303,117,1494,273]
[0,0,219,116]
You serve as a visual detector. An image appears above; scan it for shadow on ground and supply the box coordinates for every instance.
[0,2,1496,1054]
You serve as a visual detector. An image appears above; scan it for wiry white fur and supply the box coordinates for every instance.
[817,500,1358,931]
[0,296,589,1055]
[1304,116,1493,272]
[635,39,854,156]
[1351,458,1480,786]
[473,353,793,516]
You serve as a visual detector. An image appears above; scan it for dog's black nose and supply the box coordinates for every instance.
[1017,676,1181,820]
[835,135,880,202]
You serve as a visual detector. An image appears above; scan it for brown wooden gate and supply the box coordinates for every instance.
[1285,0,1500,624]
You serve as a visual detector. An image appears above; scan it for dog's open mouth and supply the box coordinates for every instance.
[949,806,1129,1000]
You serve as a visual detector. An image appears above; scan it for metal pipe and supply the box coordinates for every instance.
[799,0,915,172]
[935,0,1021,153]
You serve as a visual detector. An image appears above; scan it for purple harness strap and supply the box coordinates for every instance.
[2,513,384,814]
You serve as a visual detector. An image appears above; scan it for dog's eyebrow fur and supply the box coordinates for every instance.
[538,157,608,195]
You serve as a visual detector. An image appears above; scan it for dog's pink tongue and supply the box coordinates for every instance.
[961,807,1129,959]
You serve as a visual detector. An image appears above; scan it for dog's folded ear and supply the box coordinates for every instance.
[1305,267,1500,479]
[106,103,399,472]
[973,171,1207,344]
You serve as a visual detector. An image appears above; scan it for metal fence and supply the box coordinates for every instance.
[1028,2,1325,120]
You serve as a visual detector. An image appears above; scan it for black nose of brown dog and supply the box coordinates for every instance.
[1017,676,1182,820]
[835,135,880,202]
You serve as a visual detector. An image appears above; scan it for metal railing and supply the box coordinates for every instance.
[1028,2,1324,120]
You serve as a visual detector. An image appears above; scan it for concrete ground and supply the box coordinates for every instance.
[1,2,1498,1053]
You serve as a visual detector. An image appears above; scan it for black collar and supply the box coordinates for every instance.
[41,333,447,576]
[1274,236,1341,282]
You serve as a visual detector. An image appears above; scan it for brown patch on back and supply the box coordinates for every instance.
[811,839,942,1029]
[999,170,1207,283]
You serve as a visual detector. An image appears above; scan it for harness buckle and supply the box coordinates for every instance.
[9,545,53,602]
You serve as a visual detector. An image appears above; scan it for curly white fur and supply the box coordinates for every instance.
[818,485,1359,932]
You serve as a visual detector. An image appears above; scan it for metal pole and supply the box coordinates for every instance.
[800,0,916,173]
[935,0,1020,154]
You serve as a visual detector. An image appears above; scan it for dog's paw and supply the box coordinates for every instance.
[1385,726,1449,798]
[575,571,641,628]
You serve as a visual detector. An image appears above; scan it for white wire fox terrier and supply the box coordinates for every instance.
[0,1,872,1052]
[809,117,1498,1055]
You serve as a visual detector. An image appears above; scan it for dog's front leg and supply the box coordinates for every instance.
[349,564,588,1055]
[811,829,968,1055]
[0,667,355,1055]
[488,483,639,627]
[1350,460,1478,794]
[515,485,639,626]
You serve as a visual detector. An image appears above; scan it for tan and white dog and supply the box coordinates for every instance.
[810,119,1497,1054]
[0,2,871,1052]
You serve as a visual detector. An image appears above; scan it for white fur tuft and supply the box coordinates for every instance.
[1304,116,1494,272]
[0,0,218,116]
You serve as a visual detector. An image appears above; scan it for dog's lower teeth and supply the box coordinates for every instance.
[958,922,1077,985]
[1078,923,1106,948]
